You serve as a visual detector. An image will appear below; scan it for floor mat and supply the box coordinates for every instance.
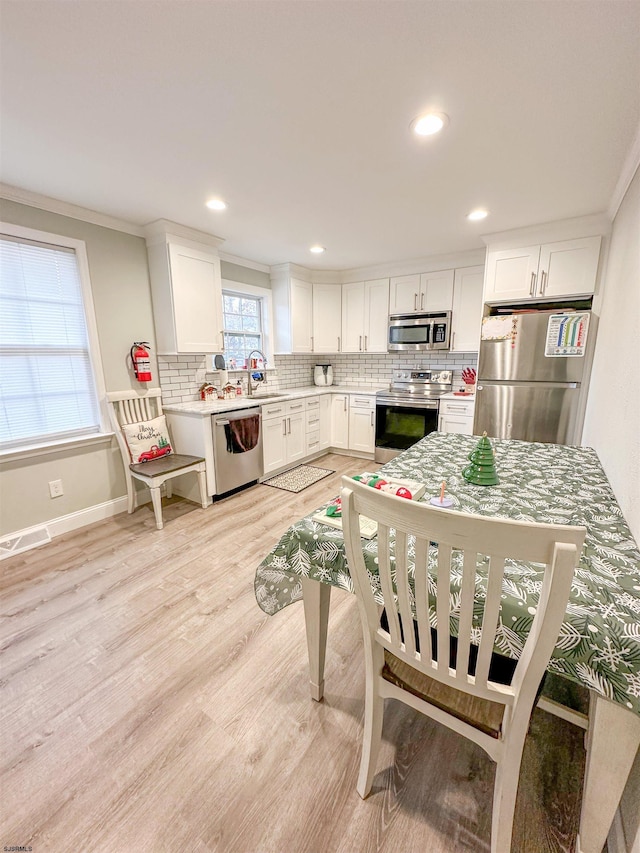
[262,464,334,493]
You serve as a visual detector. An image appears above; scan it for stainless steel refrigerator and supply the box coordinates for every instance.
[474,308,593,445]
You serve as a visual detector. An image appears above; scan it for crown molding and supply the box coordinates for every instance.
[269,262,313,282]
[218,251,270,273]
[0,183,146,237]
[608,123,640,221]
[481,213,611,250]
[269,248,486,284]
[143,219,225,249]
[338,248,486,282]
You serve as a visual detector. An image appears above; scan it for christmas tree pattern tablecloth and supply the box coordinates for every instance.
[255,432,640,715]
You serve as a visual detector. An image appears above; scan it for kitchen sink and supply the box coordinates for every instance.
[251,393,288,400]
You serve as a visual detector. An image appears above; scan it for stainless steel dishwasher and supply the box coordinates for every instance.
[212,407,263,495]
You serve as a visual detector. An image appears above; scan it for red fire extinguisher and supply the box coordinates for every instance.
[130,342,152,382]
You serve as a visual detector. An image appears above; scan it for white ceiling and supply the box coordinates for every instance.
[1,1,639,271]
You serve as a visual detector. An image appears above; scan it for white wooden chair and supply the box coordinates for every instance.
[341,476,586,853]
[108,389,208,530]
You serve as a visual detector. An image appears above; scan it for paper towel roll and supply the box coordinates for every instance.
[218,369,228,386]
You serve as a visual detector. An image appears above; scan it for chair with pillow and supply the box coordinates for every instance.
[341,477,585,853]
[108,388,208,530]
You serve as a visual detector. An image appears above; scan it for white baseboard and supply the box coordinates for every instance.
[47,496,130,538]
[1,495,130,558]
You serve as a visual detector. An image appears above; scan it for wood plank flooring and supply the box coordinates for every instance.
[1,453,588,852]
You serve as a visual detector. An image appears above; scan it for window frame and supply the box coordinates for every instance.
[220,280,274,367]
[0,221,110,458]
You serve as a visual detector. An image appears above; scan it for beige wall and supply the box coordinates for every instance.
[0,200,155,535]
[221,259,270,288]
[583,167,640,543]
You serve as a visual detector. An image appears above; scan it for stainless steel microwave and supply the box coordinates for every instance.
[388,311,452,352]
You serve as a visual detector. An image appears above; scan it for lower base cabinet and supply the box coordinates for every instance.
[348,395,375,453]
[318,395,331,451]
[262,399,306,475]
[331,394,350,449]
[438,397,476,436]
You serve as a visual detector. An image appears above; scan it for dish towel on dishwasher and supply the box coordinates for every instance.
[225,414,260,454]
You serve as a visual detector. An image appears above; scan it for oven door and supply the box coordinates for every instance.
[375,399,439,463]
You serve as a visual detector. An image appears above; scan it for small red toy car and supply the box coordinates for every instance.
[138,444,171,462]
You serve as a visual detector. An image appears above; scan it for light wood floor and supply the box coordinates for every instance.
[1,453,588,853]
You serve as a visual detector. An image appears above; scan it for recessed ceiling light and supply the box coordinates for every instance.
[467,208,489,221]
[411,112,448,136]
[310,245,326,254]
[206,198,227,211]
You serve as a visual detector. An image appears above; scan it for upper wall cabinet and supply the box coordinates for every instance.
[312,283,342,353]
[451,266,484,352]
[272,272,313,353]
[146,238,224,354]
[389,269,454,313]
[341,278,389,353]
[484,236,602,303]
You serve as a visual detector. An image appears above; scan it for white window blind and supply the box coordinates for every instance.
[0,234,101,449]
[222,290,263,367]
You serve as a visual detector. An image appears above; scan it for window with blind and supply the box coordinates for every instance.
[0,229,102,450]
[222,290,263,368]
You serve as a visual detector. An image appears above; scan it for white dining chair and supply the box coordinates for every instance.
[108,388,208,530]
[341,476,586,853]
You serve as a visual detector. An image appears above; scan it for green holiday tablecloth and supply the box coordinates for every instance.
[255,432,640,715]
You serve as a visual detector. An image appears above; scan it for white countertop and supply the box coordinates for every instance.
[440,391,476,401]
[163,385,385,416]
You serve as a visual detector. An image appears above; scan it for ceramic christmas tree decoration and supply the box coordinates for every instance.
[462,432,499,486]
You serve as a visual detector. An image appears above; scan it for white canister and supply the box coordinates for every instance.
[314,364,333,386]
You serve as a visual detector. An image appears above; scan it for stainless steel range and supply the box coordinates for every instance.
[375,369,452,463]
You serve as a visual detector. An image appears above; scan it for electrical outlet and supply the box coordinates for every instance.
[49,479,64,498]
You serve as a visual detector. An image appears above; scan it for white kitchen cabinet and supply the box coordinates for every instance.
[348,394,375,454]
[389,274,420,313]
[271,271,313,353]
[341,282,365,352]
[318,394,331,450]
[484,236,601,303]
[262,399,306,474]
[312,284,342,353]
[290,279,313,353]
[262,412,287,474]
[305,396,321,455]
[341,278,389,353]
[451,266,484,352]
[365,278,391,352]
[389,270,454,314]
[439,397,476,436]
[331,393,350,449]
[146,239,224,354]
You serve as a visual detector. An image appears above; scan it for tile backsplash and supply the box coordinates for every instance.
[158,351,478,405]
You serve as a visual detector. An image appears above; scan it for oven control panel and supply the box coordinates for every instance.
[392,369,452,385]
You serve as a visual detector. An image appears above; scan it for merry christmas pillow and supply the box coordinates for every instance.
[122,415,173,464]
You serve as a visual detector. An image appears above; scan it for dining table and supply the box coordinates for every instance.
[254,432,640,853]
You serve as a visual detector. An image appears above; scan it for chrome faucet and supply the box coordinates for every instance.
[246,349,268,396]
